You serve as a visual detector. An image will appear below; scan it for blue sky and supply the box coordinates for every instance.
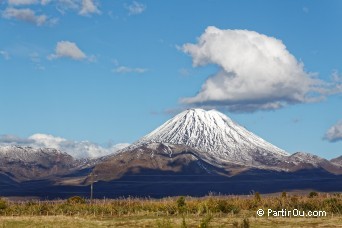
[0,0,341,159]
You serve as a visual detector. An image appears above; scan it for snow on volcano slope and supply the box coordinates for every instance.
[0,145,81,181]
[134,109,288,164]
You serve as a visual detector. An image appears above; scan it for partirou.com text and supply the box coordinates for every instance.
[256,208,327,217]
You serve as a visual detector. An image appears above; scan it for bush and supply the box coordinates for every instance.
[309,191,318,198]
[0,198,7,210]
[216,199,240,214]
[67,196,86,204]
[177,196,186,213]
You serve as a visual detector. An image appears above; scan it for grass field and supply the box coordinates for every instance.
[0,214,341,227]
[0,192,341,227]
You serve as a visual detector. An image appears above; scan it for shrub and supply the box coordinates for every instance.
[67,196,86,204]
[177,196,186,214]
[177,196,186,208]
[216,199,240,214]
[309,191,318,198]
[0,198,7,210]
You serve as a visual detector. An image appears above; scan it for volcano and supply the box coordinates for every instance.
[135,109,288,165]
[82,109,342,197]
[92,108,289,180]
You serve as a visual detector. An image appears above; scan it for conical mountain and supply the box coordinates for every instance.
[134,109,288,164]
[83,109,341,196]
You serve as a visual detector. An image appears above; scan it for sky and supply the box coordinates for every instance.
[0,0,341,159]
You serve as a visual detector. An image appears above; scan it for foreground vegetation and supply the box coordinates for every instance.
[0,215,341,228]
[0,192,341,227]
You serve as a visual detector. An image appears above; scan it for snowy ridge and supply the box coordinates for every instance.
[134,109,288,163]
[288,152,325,167]
[0,145,71,162]
[0,133,130,159]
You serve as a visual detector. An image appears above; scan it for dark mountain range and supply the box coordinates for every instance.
[0,146,91,182]
[0,109,341,198]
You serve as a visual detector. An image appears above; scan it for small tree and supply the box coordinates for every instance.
[177,196,186,214]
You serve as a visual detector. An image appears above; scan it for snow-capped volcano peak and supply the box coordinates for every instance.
[135,108,288,163]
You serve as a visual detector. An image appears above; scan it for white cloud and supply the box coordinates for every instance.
[181,26,341,112]
[8,0,38,5]
[0,133,130,158]
[28,134,66,148]
[49,41,87,60]
[79,0,100,15]
[324,121,342,142]
[2,7,58,26]
[113,66,148,74]
[126,1,146,15]
[0,50,10,60]
[55,0,79,14]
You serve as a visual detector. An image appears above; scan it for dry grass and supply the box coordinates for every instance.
[0,214,341,227]
[0,192,341,227]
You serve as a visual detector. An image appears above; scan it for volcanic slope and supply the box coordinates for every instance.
[92,109,292,181]
[133,109,288,165]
